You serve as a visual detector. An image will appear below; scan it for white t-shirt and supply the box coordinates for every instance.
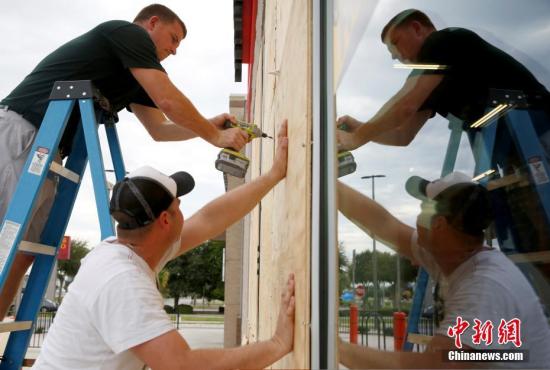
[411,232,550,369]
[33,237,175,370]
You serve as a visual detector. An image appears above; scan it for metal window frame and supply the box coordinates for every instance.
[312,0,338,368]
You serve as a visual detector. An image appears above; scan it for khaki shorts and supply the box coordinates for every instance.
[0,109,58,268]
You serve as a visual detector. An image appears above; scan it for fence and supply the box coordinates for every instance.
[29,312,56,348]
[338,308,435,352]
[28,311,222,347]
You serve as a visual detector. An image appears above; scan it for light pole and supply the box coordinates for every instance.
[361,174,385,311]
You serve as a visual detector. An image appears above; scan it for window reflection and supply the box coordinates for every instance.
[334,1,550,368]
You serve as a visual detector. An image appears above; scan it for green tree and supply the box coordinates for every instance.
[338,242,351,295]
[162,240,225,307]
[57,239,90,300]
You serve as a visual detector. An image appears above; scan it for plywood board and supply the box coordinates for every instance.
[244,0,312,368]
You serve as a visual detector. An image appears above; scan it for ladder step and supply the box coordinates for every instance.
[407,333,433,345]
[507,251,550,264]
[487,173,529,191]
[19,241,56,256]
[50,162,80,183]
[0,321,33,333]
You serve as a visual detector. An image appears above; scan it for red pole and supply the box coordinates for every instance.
[350,304,358,344]
[393,311,407,351]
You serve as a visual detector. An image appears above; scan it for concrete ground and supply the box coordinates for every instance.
[178,323,224,348]
[0,323,224,368]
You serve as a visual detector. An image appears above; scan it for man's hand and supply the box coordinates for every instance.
[209,113,236,130]
[337,129,363,151]
[337,115,363,132]
[336,115,365,151]
[271,273,296,357]
[213,127,249,150]
[269,119,289,181]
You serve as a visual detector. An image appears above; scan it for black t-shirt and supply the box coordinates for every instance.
[1,20,164,154]
[412,27,550,124]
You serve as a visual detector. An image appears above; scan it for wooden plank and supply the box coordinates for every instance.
[0,321,32,333]
[252,1,312,368]
[19,241,56,256]
[50,161,79,183]
[407,333,433,346]
[486,173,529,191]
[507,251,550,264]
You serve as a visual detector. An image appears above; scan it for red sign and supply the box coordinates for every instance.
[355,284,366,298]
[57,236,71,260]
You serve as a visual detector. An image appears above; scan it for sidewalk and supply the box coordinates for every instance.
[0,321,224,368]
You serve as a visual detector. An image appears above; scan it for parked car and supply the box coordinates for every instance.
[40,299,58,313]
[7,298,57,315]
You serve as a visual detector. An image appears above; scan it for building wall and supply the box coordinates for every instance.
[241,1,312,368]
[224,95,247,348]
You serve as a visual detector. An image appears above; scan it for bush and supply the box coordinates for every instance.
[175,304,193,314]
[164,305,175,314]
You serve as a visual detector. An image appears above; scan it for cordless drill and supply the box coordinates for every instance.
[215,120,273,178]
[337,124,357,178]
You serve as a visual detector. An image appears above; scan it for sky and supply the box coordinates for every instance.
[335,0,550,259]
[0,1,247,247]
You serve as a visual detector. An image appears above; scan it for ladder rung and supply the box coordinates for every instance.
[50,162,80,183]
[19,241,56,256]
[0,321,32,333]
[507,251,550,264]
[407,333,433,345]
[22,359,36,367]
[487,173,529,191]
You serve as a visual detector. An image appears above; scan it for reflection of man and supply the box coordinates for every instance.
[0,4,249,319]
[337,9,550,150]
[34,123,295,369]
[338,172,550,369]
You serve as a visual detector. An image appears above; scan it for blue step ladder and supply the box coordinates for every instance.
[0,80,126,369]
[404,89,550,351]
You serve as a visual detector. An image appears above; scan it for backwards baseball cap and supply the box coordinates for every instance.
[405,171,493,236]
[109,166,195,230]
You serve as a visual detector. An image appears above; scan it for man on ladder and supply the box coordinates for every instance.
[0,4,248,319]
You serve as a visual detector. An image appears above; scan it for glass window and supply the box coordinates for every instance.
[333,1,550,368]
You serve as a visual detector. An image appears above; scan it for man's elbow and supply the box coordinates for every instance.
[156,97,177,118]
[396,103,418,123]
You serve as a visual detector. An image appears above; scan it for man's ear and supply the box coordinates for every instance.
[146,15,160,30]
[157,210,170,228]
[431,214,447,230]
[410,20,423,35]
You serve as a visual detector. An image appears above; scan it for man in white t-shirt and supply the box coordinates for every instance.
[338,172,550,369]
[33,122,295,369]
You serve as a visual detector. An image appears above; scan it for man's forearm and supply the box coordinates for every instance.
[340,342,444,369]
[355,102,413,147]
[160,92,218,143]
[179,170,282,253]
[151,120,199,141]
[187,338,286,370]
[131,68,219,144]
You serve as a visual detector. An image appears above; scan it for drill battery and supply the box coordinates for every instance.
[338,151,357,178]
[215,148,250,178]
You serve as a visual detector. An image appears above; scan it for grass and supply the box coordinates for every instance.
[169,314,225,324]
[181,315,224,323]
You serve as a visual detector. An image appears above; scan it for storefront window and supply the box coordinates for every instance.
[333,1,550,368]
